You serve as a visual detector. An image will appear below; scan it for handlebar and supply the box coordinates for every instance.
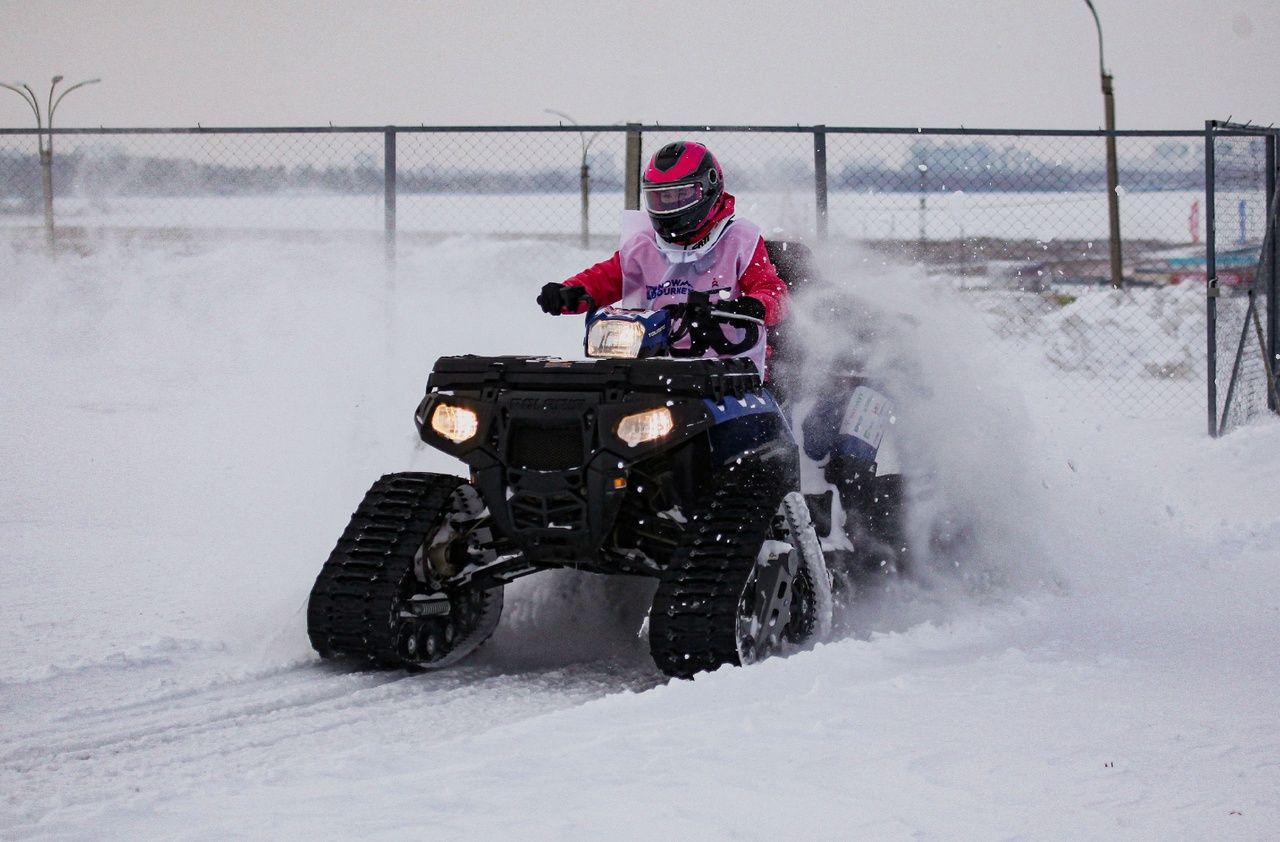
[581,289,762,360]
[665,290,761,358]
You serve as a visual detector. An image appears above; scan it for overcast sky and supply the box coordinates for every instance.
[2,0,1277,131]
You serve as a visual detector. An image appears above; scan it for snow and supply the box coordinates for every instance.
[2,233,1278,839]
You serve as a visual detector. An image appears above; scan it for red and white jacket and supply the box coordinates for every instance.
[560,195,789,373]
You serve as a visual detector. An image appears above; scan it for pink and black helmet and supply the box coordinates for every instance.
[641,141,725,245]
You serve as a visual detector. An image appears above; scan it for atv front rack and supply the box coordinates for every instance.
[427,355,762,402]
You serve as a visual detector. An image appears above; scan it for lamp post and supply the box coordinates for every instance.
[1083,0,1123,288]
[545,108,605,249]
[917,162,929,259]
[1,75,100,252]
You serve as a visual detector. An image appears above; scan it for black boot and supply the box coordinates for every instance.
[825,454,907,575]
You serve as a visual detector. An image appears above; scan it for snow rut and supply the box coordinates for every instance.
[2,655,659,829]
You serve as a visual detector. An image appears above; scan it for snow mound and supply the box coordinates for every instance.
[1042,284,1204,380]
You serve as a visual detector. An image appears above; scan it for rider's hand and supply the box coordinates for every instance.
[714,296,766,321]
[537,283,586,315]
[663,297,710,325]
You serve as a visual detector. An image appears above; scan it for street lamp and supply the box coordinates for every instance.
[917,162,929,259]
[1083,0,1123,288]
[545,108,605,249]
[1,75,101,251]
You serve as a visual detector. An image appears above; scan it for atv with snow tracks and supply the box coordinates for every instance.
[307,241,904,678]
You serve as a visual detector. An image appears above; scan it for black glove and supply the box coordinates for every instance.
[662,297,710,324]
[537,282,586,315]
[713,296,766,321]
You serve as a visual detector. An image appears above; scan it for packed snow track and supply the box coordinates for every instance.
[2,238,1277,839]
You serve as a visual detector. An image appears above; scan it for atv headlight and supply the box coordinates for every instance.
[587,319,646,359]
[616,407,674,447]
[430,403,479,444]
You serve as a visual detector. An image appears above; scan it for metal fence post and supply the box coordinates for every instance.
[813,125,828,241]
[40,139,54,253]
[1103,82,1124,288]
[1267,130,1278,410]
[624,123,642,211]
[1205,121,1219,436]
[384,128,397,266]
[579,159,590,249]
[917,157,928,256]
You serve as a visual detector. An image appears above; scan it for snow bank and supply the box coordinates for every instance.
[1041,284,1205,380]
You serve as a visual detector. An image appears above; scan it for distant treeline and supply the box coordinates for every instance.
[0,137,1246,201]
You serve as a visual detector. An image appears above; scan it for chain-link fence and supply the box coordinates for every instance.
[0,128,634,247]
[1207,123,1279,436]
[0,125,1208,250]
[1,123,1273,432]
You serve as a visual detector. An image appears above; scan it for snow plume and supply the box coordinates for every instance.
[785,243,1063,609]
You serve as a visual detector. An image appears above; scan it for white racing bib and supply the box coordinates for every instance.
[840,386,892,454]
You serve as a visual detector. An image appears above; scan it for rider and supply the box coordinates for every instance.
[536,140,789,378]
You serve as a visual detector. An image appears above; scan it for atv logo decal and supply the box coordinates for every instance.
[646,279,694,301]
[509,397,588,411]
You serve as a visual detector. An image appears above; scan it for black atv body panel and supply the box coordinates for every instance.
[416,355,797,570]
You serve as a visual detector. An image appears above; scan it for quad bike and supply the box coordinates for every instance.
[307,241,904,678]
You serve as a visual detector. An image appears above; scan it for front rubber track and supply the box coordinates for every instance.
[307,472,465,667]
[648,461,783,679]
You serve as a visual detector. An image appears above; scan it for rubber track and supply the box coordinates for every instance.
[648,462,784,678]
[307,472,464,666]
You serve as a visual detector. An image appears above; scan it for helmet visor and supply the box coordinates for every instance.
[642,183,703,216]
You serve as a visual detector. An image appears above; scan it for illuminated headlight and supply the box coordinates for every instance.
[430,404,479,444]
[587,319,646,359]
[616,408,674,447]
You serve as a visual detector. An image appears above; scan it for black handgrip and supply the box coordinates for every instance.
[665,290,761,357]
[706,319,761,356]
